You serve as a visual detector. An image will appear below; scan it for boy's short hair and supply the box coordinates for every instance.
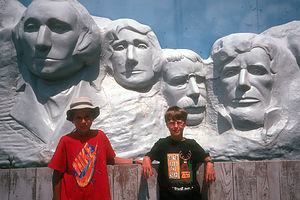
[165,106,187,123]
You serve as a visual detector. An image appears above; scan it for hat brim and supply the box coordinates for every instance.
[66,107,100,121]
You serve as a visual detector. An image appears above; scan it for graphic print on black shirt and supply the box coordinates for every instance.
[167,150,194,191]
[179,150,192,182]
[146,136,209,195]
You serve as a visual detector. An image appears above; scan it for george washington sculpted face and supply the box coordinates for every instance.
[18,0,83,80]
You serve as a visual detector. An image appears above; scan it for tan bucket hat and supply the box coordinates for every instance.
[66,97,99,121]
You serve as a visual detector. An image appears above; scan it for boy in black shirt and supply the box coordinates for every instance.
[142,106,216,200]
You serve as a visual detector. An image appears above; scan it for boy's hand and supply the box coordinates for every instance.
[205,162,216,184]
[52,170,63,200]
[141,156,152,179]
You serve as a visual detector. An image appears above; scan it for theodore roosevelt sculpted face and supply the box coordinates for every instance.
[162,49,207,126]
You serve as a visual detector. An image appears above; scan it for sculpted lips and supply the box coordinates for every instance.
[121,70,144,75]
[232,97,260,104]
[34,57,64,61]
[184,106,206,114]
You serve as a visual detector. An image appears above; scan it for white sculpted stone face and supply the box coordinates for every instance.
[110,29,155,89]
[10,0,102,146]
[18,0,82,80]
[219,47,273,128]
[162,50,207,126]
[104,19,162,92]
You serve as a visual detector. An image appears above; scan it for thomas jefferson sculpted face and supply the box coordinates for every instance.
[17,0,83,80]
[111,29,155,89]
[106,19,162,91]
[162,49,207,126]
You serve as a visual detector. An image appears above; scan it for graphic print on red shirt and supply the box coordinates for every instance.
[72,142,98,187]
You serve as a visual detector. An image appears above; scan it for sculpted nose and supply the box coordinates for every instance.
[126,45,138,66]
[127,45,134,60]
[35,25,51,52]
[237,68,251,91]
[186,76,200,98]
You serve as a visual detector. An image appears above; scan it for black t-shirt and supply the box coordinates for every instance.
[146,136,209,200]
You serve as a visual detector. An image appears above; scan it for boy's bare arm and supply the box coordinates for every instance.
[141,156,153,179]
[52,170,63,200]
[113,157,142,164]
[204,156,216,184]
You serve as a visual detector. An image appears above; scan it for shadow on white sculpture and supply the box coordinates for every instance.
[11,0,103,145]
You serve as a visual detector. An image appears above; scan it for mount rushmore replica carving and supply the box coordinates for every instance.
[0,0,299,167]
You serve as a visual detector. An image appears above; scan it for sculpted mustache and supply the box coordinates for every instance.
[177,97,207,108]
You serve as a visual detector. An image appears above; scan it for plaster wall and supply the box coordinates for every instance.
[0,0,299,167]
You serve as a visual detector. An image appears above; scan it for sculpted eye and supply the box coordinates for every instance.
[24,20,40,32]
[222,67,240,78]
[168,76,188,87]
[195,76,205,89]
[137,43,148,49]
[48,20,72,34]
[248,65,268,75]
[195,75,205,84]
[113,43,127,51]
[51,23,70,33]
[134,39,149,49]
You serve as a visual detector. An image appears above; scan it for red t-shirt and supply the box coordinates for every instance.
[48,130,116,200]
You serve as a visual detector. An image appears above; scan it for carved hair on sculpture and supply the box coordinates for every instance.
[262,21,300,69]
[103,18,163,92]
[161,49,207,126]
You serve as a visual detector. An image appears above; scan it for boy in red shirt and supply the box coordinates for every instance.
[49,97,138,200]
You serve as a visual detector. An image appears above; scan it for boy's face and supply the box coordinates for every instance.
[166,119,186,141]
[72,109,93,134]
